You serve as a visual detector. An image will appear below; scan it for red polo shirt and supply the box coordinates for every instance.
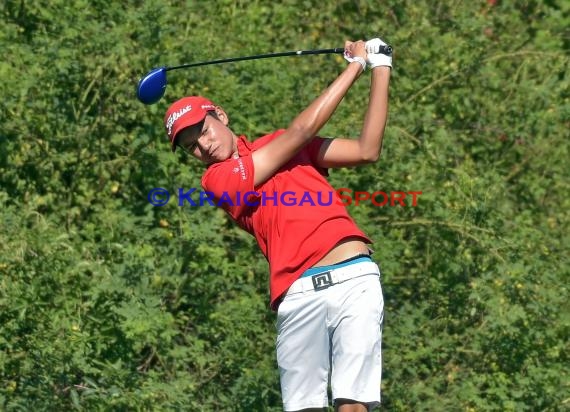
[201,130,371,310]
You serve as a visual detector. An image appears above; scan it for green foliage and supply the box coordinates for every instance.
[0,0,568,410]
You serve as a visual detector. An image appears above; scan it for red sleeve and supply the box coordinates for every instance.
[201,154,256,220]
[305,136,329,177]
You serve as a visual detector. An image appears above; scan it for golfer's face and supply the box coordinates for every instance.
[178,113,235,165]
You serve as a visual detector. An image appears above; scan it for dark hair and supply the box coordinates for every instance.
[207,111,220,121]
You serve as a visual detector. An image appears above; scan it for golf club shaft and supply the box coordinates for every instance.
[137,44,393,105]
[165,46,390,71]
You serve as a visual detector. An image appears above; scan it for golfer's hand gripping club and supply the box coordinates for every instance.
[343,41,367,71]
[365,38,392,69]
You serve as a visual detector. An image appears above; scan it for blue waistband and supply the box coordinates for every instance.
[301,255,372,278]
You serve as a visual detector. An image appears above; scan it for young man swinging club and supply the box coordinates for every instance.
[163,37,392,411]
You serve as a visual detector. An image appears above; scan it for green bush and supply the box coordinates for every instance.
[1,0,567,410]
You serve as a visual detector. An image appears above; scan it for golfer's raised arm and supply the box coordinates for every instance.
[251,40,368,187]
[314,38,392,169]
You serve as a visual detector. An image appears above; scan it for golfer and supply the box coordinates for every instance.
[163,38,391,411]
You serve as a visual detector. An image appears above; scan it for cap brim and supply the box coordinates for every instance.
[169,116,210,154]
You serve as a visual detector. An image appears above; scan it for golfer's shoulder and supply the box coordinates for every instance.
[201,155,252,192]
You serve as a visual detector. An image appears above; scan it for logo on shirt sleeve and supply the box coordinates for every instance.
[233,158,247,181]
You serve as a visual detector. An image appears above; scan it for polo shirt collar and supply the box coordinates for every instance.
[236,135,252,156]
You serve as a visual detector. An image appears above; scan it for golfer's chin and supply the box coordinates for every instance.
[202,151,232,166]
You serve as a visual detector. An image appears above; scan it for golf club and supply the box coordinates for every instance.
[136,45,393,105]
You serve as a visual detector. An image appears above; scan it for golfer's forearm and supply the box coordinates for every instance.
[288,62,363,141]
[358,67,391,161]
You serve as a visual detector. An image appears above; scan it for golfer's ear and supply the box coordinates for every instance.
[215,107,229,125]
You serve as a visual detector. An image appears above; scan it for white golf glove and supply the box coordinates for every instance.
[343,51,366,71]
[365,37,392,69]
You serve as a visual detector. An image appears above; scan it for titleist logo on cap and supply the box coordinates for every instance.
[166,104,192,137]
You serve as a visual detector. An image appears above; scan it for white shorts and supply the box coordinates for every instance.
[275,261,384,411]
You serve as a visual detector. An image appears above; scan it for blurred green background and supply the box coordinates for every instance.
[0,1,568,410]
